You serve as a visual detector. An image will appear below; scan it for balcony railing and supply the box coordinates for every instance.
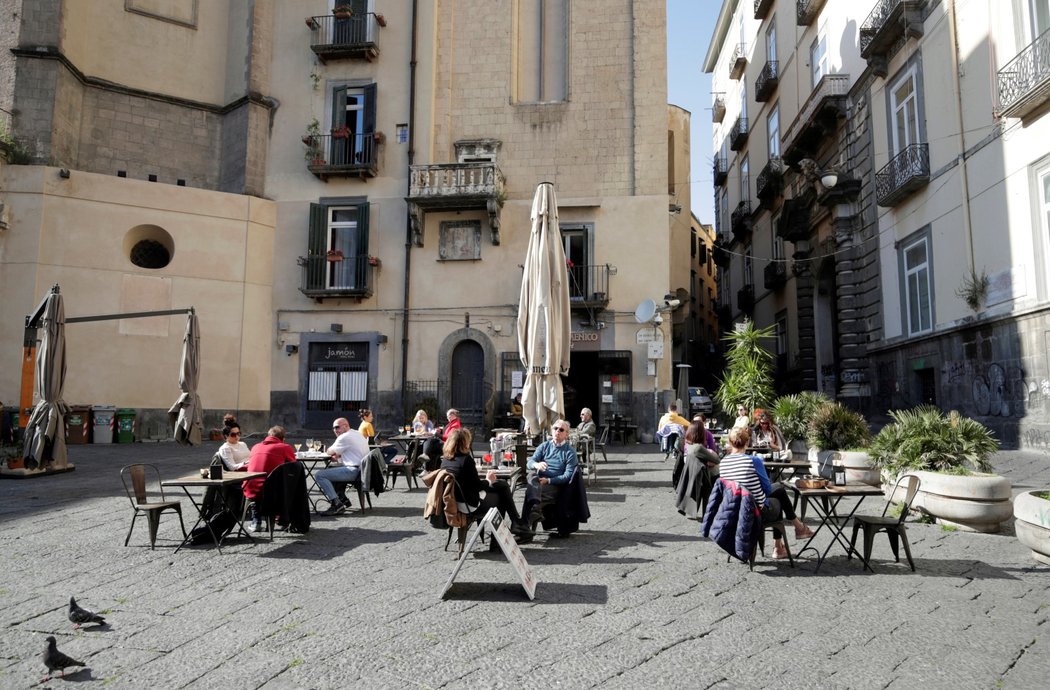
[755,61,780,102]
[304,133,378,179]
[713,157,728,186]
[712,96,726,123]
[731,201,753,244]
[755,0,774,20]
[776,197,812,242]
[797,0,828,26]
[860,0,925,76]
[781,73,849,166]
[756,157,784,207]
[409,162,504,206]
[875,143,929,207]
[713,242,731,268]
[729,116,750,151]
[737,285,755,314]
[307,13,383,62]
[998,28,1050,120]
[717,303,733,325]
[764,262,787,291]
[298,254,375,300]
[567,264,611,311]
[729,43,748,80]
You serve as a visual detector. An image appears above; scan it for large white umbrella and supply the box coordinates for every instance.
[517,182,571,436]
[23,289,70,470]
[168,311,203,446]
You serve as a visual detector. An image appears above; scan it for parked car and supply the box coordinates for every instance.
[688,386,713,416]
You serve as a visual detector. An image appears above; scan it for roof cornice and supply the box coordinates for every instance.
[702,0,739,73]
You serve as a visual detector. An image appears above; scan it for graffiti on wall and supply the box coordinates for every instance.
[941,359,1050,418]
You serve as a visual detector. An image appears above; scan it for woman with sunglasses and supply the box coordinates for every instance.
[215,423,250,471]
[751,411,786,451]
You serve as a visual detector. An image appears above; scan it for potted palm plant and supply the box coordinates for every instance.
[770,391,830,462]
[869,406,1010,533]
[714,320,775,423]
[806,401,875,485]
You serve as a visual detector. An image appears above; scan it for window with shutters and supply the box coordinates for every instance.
[299,200,373,299]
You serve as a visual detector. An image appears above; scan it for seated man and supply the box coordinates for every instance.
[315,417,370,516]
[521,420,579,538]
[657,403,690,459]
[243,425,296,532]
[577,408,597,437]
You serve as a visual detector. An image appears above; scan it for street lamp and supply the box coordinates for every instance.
[820,169,839,189]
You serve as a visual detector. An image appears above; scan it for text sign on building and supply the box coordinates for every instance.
[570,330,601,351]
[309,342,369,363]
[636,328,658,344]
[648,340,664,359]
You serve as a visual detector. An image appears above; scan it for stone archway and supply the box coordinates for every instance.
[437,328,497,432]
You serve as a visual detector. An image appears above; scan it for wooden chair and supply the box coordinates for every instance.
[120,464,187,549]
[849,474,921,571]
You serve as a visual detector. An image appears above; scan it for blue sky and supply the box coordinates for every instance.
[667,0,719,224]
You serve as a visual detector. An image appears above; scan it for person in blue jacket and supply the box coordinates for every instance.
[522,419,579,527]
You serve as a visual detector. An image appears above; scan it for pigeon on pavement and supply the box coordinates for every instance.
[68,596,106,628]
[42,635,86,679]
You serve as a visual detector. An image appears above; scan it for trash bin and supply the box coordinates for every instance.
[116,408,136,443]
[91,405,116,444]
[65,405,92,444]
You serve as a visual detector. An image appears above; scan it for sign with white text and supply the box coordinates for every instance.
[440,508,536,600]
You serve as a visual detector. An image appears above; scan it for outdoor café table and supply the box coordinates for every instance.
[474,461,523,493]
[295,451,331,510]
[791,481,885,573]
[571,433,596,481]
[759,456,809,482]
[162,471,266,554]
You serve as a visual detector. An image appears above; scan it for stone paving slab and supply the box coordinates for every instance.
[0,442,1049,687]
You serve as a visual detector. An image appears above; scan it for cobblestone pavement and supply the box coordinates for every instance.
[0,441,1049,689]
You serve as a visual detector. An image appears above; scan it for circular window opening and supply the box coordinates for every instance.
[123,225,174,270]
[130,240,171,269]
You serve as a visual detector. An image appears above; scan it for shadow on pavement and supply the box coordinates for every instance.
[757,557,1023,579]
[443,581,608,604]
[255,528,420,560]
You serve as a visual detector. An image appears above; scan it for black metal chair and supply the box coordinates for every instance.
[593,425,609,462]
[849,474,921,571]
[120,464,186,549]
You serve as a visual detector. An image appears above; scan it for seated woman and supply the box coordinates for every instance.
[411,409,435,434]
[719,426,814,559]
[751,411,786,451]
[214,424,250,471]
[733,405,751,429]
[674,420,721,519]
[359,408,397,463]
[438,428,531,538]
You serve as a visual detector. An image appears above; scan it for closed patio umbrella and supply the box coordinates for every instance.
[517,181,571,436]
[22,289,69,470]
[676,364,691,415]
[168,311,203,446]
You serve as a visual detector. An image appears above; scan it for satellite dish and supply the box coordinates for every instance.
[634,299,657,324]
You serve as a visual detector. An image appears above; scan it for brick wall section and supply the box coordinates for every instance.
[12,56,58,161]
[219,101,248,193]
[18,0,58,47]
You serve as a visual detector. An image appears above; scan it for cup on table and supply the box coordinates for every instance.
[199,468,209,479]
[482,453,492,465]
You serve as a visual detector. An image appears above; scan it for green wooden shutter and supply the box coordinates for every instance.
[308,203,327,290]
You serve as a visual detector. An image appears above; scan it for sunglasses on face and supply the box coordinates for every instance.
[554,426,569,432]
[228,432,240,437]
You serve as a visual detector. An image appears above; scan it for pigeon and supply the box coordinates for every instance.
[68,596,105,628]
[42,635,85,679]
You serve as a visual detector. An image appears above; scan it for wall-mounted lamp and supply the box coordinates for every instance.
[58,168,70,179]
[377,334,388,344]
[820,170,839,189]
[330,323,343,333]
[669,203,682,215]
[285,344,299,355]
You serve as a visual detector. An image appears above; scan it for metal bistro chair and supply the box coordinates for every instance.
[849,473,922,571]
[593,425,609,463]
[120,464,187,549]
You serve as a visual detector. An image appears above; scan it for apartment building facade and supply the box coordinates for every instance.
[705,0,1050,446]
[0,1,682,436]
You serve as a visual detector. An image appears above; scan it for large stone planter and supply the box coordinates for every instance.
[886,471,1013,533]
[1013,491,1050,565]
[789,439,808,464]
[807,448,880,486]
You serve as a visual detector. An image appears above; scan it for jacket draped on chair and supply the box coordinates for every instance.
[701,478,761,562]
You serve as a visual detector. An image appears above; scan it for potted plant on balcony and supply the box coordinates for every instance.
[303,118,324,165]
[869,406,1010,533]
[367,256,381,267]
[806,401,875,484]
[375,13,387,27]
[331,125,350,140]
[326,249,344,262]
[332,4,353,19]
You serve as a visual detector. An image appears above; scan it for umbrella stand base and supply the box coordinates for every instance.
[0,464,76,480]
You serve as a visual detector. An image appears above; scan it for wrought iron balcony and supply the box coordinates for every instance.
[776,198,811,242]
[713,157,728,186]
[717,303,733,326]
[755,61,780,102]
[796,0,828,26]
[298,254,375,300]
[567,264,612,312]
[729,43,747,80]
[712,96,726,124]
[756,157,784,207]
[860,0,926,77]
[755,0,774,20]
[731,201,753,244]
[781,73,849,166]
[304,132,378,180]
[307,13,383,62]
[737,285,755,314]
[729,116,750,151]
[875,143,929,207]
[997,28,1050,120]
[408,161,506,245]
[713,241,731,268]
[764,262,787,291]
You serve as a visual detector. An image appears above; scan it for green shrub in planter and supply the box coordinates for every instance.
[771,391,831,444]
[869,406,998,476]
[807,401,871,450]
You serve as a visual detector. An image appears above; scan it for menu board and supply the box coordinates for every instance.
[441,508,536,600]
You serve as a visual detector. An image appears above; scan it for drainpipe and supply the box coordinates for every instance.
[400,0,419,414]
[948,0,976,273]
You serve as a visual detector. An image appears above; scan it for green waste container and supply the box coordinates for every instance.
[116,408,136,443]
[65,405,91,444]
